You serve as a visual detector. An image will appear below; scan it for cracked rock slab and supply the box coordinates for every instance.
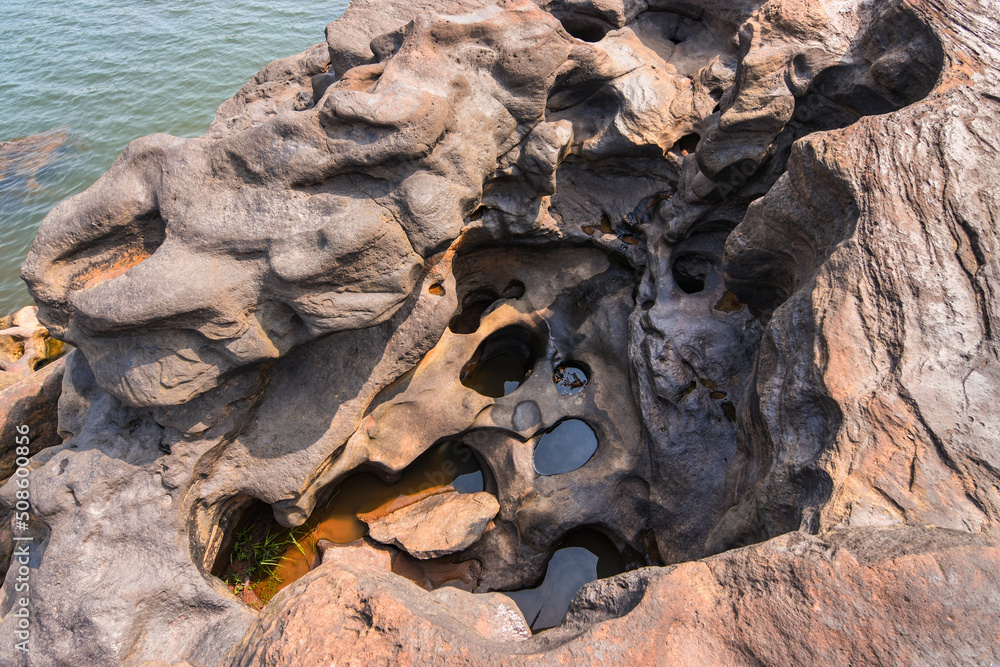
[362,490,500,559]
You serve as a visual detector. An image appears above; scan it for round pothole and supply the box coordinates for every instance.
[553,362,589,395]
[460,325,538,398]
[533,418,599,475]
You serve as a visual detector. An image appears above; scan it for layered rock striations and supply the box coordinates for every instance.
[1,0,998,664]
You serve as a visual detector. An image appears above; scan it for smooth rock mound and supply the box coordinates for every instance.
[362,490,500,559]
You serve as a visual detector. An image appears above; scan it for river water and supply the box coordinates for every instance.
[0,0,349,314]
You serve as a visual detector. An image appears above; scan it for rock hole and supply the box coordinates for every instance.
[671,253,711,294]
[67,211,167,291]
[449,288,500,334]
[505,530,624,633]
[210,440,486,608]
[533,418,599,475]
[552,12,612,42]
[673,133,700,155]
[449,281,524,334]
[553,362,590,396]
[501,280,525,300]
[599,214,613,234]
[310,71,338,102]
[428,283,445,296]
[210,498,295,610]
[460,325,538,397]
[714,291,744,313]
[792,53,812,81]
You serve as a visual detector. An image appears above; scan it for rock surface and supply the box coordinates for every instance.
[0,305,65,380]
[0,306,68,482]
[0,0,997,664]
[363,490,501,559]
[225,526,1000,666]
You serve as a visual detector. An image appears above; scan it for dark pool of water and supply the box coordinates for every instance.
[533,418,599,475]
[461,352,528,398]
[505,530,624,633]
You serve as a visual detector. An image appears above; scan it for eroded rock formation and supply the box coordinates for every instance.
[1,0,998,664]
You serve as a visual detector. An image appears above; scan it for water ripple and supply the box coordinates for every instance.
[0,0,347,313]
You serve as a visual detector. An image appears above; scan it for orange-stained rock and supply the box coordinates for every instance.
[226,527,1000,666]
[0,305,65,377]
[3,0,999,664]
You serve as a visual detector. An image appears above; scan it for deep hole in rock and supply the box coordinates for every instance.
[552,11,613,42]
[504,529,624,633]
[460,325,538,397]
[501,279,525,299]
[668,225,731,296]
[449,288,499,334]
[211,440,486,608]
[450,281,525,334]
[671,253,711,293]
[533,418,599,475]
[674,133,700,154]
[553,362,590,396]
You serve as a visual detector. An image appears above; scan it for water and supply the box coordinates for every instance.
[460,325,537,398]
[0,0,349,314]
[533,418,599,475]
[215,439,485,607]
[505,530,624,632]
[553,362,589,395]
[461,352,528,398]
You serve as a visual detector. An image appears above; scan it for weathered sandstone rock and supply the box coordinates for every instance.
[0,0,997,664]
[0,306,68,482]
[363,490,500,558]
[225,526,1000,666]
[0,305,65,378]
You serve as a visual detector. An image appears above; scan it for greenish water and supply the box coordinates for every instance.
[0,0,348,315]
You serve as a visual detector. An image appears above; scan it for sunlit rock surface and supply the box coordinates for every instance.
[1,0,999,664]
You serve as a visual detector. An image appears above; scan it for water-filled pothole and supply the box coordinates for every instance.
[212,439,485,608]
[460,325,538,398]
[553,362,589,396]
[533,418,599,475]
[505,530,624,633]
